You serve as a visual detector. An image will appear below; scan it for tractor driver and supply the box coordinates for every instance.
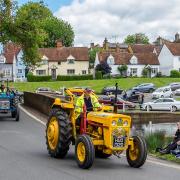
[75,88,102,123]
[0,84,6,93]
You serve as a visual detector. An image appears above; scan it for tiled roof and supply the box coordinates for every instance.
[3,43,21,64]
[130,44,156,53]
[165,42,180,56]
[39,47,89,61]
[98,52,159,65]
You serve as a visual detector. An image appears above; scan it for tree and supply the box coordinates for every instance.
[42,16,74,47]
[124,33,149,44]
[118,64,128,76]
[95,62,111,75]
[88,47,100,64]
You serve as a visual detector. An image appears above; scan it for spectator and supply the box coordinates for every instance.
[157,122,180,154]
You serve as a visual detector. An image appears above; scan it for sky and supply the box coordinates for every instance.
[16,0,180,46]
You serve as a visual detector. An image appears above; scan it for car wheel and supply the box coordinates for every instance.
[149,89,154,93]
[161,95,164,98]
[145,105,152,111]
[171,106,177,112]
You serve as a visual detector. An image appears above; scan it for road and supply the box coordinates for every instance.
[0,108,179,180]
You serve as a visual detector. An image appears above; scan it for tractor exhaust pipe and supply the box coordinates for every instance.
[114,83,118,113]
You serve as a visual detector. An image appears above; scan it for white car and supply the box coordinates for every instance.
[174,88,180,96]
[152,86,173,99]
[141,98,180,112]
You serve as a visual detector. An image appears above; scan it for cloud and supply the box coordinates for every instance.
[54,0,180,46]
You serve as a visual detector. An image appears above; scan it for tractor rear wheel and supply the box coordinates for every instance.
[75,134,95,169]
[126,136,147,168]
[95,149,112,158]
[46,108,72,158]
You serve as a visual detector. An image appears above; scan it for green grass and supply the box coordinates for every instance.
[9,77,180,93]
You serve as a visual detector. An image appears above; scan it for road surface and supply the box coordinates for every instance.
[0,108,179,180]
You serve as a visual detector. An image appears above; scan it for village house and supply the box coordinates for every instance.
[0,43,26,81]
[158,37,180,76]
[32,40,89,79]
[95,51,159,77]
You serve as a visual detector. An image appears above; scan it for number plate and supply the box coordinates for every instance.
[113,136,126,147]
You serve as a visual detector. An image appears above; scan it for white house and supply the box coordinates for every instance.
[95,52,159,77]
[158,42,180,76]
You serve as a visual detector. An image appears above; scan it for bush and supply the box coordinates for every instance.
[103,73,111,79]
[156,72,162,77]
[95,71,102,79]
[57,74,93,81]
[170,70,180,77]
[27,75,51,82]
[145,131,166,153]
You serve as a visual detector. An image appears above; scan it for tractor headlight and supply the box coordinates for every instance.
[112,120,117,126]
[123,120,128,126]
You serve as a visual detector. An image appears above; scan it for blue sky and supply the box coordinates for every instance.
[17,0,72,12]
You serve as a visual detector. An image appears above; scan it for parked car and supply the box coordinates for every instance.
[152,86,173,99]
[174,88,180,96]
[168,82,180,91]
[101,86,123,95]
[98,95,136,109]
[141,98,180,112]
[36,87,53,93]
[124,89,144,103]
[132,83,156,93]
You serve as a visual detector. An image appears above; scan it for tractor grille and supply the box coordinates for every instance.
[0,99,10,109]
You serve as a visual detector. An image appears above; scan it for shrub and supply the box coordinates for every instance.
[27,75,51,82]
[145,131,166,153]
[57,74,93,81]
[156,72,162,77]
[170,70,180,77]
[95,71,102,79]
[103,73,111,79]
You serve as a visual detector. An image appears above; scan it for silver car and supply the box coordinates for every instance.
[141,98,180,112]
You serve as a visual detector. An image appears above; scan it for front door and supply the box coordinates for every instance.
[51,69,56,80]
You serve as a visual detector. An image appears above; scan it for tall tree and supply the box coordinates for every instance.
[88,47,100,64]
[95,62,111,75]
[42,16,74,47]
[124,33,149,44]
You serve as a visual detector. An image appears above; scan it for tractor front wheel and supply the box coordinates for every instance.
[46,109,72,158]
[126,136,147,168]
[12,107,19,121]
[75,134,95,169]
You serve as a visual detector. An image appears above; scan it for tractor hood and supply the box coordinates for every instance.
[87,112,131,125]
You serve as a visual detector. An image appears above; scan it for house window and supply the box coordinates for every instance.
[18,69,22,74]
[82,70,86,75]
[151,68,158,74]
[43,60,48,65]
[67,69,75,75]
[130,68,137,76]
[36,70,46,76]
[3,69,11,77]
[68,59,75,64]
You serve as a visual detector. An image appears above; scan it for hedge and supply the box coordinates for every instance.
[57,74,93,81]
[95,71,102,79]
[170,70,180,77]
[27,75,51,82]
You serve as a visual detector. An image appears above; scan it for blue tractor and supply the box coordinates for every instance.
[0,81,19,121]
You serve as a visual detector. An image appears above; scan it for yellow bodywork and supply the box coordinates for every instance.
[50,88,135,155]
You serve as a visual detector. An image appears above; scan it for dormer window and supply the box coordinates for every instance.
[68,59,75,64]
[107,54,114,65]
[130,56,138,64]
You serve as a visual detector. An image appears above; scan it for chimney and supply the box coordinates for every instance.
[136,34,141,44]
[103,37,108,51]
[56,39,63,48]
[116,44,120,53]
[90,42,94,48]
[175,33,180,42]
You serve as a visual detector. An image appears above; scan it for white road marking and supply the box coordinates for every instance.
[20,105,180,170]
[19,105,46,126]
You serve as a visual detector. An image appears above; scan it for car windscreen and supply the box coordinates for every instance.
[155,88,163,92]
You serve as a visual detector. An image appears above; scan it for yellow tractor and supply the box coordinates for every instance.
[46,84,147,169]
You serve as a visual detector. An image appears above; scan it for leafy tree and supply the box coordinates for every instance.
[142,68,148,77]
[95,62,111,75]
[42,16,74,47]
[118,64,128,76]
[88,47,100,64]
[124,33,149,44]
